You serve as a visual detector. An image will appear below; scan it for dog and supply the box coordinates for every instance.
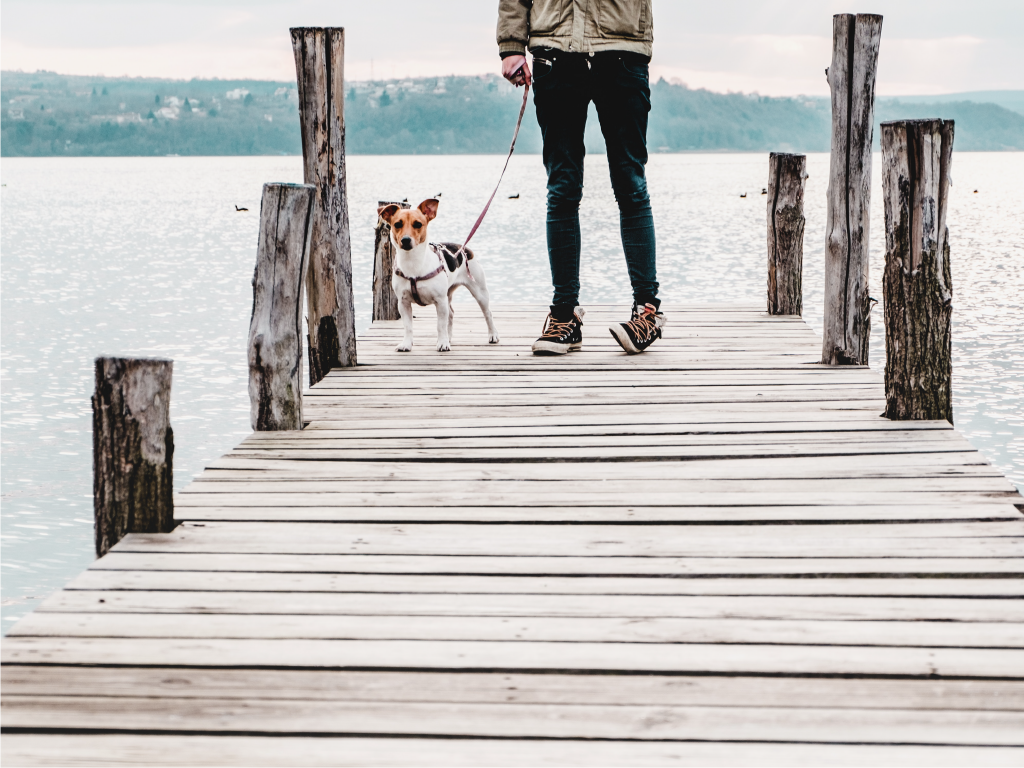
[377,198,499,352]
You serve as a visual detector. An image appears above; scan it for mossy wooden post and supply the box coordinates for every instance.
[291,27,356,383]
[373,199,410,321]
[92,357,173,557]
[248,183,316,431]
[767,152,807,316]
[881,119,955,423]
[821,13,883,365]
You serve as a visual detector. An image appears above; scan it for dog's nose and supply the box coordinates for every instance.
[400,237,413,250]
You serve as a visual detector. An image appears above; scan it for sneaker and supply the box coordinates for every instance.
[531,307,585,355]
[609,303,666,354]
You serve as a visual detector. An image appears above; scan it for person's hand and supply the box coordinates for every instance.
[502,55,531,87]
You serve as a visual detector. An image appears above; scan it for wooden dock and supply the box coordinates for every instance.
[4,304,1024,766]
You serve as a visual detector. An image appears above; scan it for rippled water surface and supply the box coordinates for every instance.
[2,153,1022,629]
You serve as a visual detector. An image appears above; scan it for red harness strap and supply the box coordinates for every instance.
[394,252,445,307]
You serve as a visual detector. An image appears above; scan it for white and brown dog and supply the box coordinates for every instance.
[378,198,499,352]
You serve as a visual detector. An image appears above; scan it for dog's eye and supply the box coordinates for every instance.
[393,221,403,229]
[412,221,422,229]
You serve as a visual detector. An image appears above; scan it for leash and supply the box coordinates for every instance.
[456,78,531,279]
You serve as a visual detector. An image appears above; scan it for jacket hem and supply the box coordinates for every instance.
[527,36,652,57]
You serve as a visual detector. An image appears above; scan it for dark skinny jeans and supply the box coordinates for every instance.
[532,48,659,317]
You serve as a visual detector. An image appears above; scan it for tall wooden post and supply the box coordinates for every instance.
[92,357,174,557]
[881,119,955,423]
[248,183,316,431]
[373,200,410,322]
[821,13,883,365]
[291,27,356,383]
[767,152,807,316]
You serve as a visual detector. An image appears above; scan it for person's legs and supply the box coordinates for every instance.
[592,53,659,309]
[532,50,591,318]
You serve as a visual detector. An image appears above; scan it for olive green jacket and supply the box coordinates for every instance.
[497,0,653,58]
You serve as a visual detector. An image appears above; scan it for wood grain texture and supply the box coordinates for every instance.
[248,183,315,431]
[5,735,1022,768]
[881,118,955,422]
[91,357,174,557]
[822,13,883,365]
[8,304,1024,766]
[767,152,806,315]
[291,27,356,380]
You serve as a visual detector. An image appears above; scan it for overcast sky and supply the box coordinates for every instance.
[2,0,1022,96]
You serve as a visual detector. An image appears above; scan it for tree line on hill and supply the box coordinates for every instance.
[2,70,1022,157]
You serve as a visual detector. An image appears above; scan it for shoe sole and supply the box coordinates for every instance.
[532,341,583,356]
[609,325,643,354]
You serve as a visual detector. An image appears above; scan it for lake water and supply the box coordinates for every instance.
[2,153,1022,630]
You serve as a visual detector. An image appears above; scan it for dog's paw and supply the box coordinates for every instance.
[395,343,412,353]
[436,341,451,352]
[488,335,500,344]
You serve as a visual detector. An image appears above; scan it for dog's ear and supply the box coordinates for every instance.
[418,198,439,222]
[378,203,400,223]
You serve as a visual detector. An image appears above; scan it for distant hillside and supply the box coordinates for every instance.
[2,70,1022,157]
[876,99,1024,152]
[887,90,1024,116]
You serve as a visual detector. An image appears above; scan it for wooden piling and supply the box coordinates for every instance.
[373,200,410,322]
[881,119,955,423]
[291,26,356,383]
[248,183,316,431]
[92,357,173,557]
[821,13,883,365]
[767,153,807,316]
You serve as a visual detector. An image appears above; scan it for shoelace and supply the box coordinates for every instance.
[623,305,659,341]
[540,314,577,340]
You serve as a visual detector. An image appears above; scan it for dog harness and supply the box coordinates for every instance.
[394,250,446,307]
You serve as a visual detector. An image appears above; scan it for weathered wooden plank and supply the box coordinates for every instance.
[7,667,1022,710]
[4,734,1021,768]
[172,503,1023,523]
[5,637,1023,677]
[61,570,1024,598]
[107,535,1024,558]
[292,415,952,433]
[89,552,1024,577]
[299,407,906,427]
[300,406,894,424]
[33,591,1024,623]
[226,444,983,462]
[175,477,1020,495]
[234,431,973,450]
[169,492,1021,514]
[203,453,994,477]
[144,520,1024,542]
[12,611,1024,647]
[5,696,1024,745]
